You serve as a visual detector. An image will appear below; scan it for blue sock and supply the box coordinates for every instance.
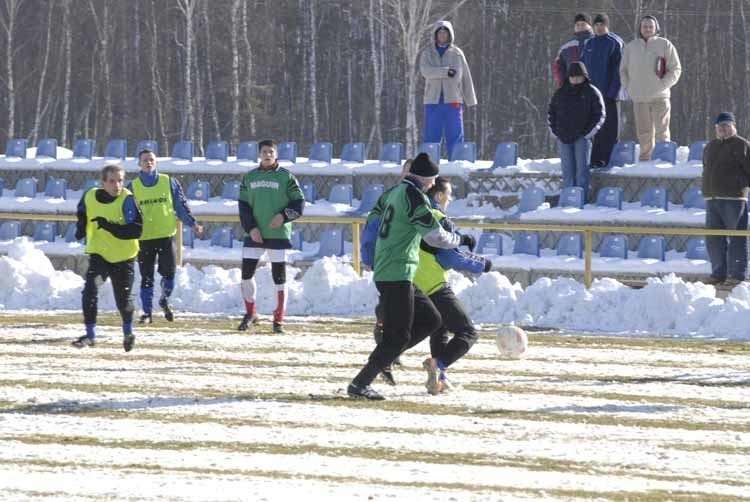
[140,287,153,315]
[436,358,447,380]
[123,321,133,336]
[160,278,175,300]
[85,323,96,339]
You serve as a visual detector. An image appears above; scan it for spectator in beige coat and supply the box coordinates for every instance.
[620,15,681,161]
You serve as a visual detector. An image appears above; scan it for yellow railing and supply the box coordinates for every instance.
[3,211,750,288]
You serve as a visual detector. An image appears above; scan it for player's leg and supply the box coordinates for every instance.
[268,249,288,333]
[156,236,177,321]
[137,240,158,323]
[238,247,263,330]
[110,258,137,352]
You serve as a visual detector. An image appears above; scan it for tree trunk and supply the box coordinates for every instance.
[149,0,168,152]
[740,0,750,133]
[201,0,220,141]
[367,0,384,154]
[1,0,25,138]
[176,0,200,142]
[60,0,72,146]
[88,0,113,141]
[30,0,54,144]
[308,0,318,141]
[230,0,241,149]
[241,0,255,136]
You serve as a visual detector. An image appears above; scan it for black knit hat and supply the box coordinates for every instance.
[410,152,439,177]
[568,61,589,79]
[715,112,736,124]
[574,13,592,25]
[593,13,609,25]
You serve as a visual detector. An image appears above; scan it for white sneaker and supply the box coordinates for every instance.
[422,358,444,395]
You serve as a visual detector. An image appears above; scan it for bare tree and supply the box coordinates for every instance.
[88,0,114,141]
[0,0,25,138]
[149,0,168,152]
[200,0,220,141]
[307,0,319,141]
[240,0,255,137]
[230,0,241,149]
[175,0,202,141]
[367,0,385,154]
[30,0,54,144]
[60,0,71,146]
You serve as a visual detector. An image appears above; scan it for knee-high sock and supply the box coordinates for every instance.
[273,283,287,323]
[160,277,175,300]
[241,278,257,315]
[140,286,153,315]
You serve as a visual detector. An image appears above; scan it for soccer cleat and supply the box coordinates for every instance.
[380,365,396,386]
[159,297,174,322]
[237,313,259,331]
[139,313,153,324]
[347,382,385,401]
[71,335,95,349]
[123,334,135,352]
[422,357,445,395]
[273,322,284,334]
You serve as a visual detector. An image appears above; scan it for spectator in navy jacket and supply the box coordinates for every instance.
[548,62,606,201]
[582,13,624,167]
[553,13,594,88]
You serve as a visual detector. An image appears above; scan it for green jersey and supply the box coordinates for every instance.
[239,166,304,241]
[373,179,441,282]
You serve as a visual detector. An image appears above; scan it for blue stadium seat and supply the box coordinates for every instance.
[316,228,345,257]
[596,186,623,210]
[328,183,353,205]
[518,186,545,213]
[491,142,519,169]
[352,184,385,215]
[685,237,708,260]
[205,140,228,161]
[64,223,79,243]
[186,180,211,201]
[556,233,583,258]
[5,138,27,158]
[651,141,677,164]
[300,182,317,203]
[0,221,21,240]
[33,221,57,243]
[104,139,127,159]
[182,225,195,249]
[476,232,503,255]
[418,142,441,164]
[0,178,3,195]
[36,138,57,159]
[210,226,234,248]
[73,138,95,159]
[341,142,365,163]
[171,140,194,161]
[291,230,303,251]
[640,187,669,210]
[278,141,297,163]
[309,142,333,164]
[220,180,241,200]
[44,177,67,199]
[607,141,636,167]
[637,236,666,261]
[559,186,584,209]
[599,234,628,259]
[237,141,258,162]
[682,187,705,209]
[688,140,708,162]
[379,142,403,164]
[135,139,158,157]
[14,178,37,198]
[82,179,101,192]
[512,232,540,256]
[449,141,477,162]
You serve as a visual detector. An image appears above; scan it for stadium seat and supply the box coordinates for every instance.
[449,141,477,162]
[44,177,67,199]
[220,180,241,200]
[685,237,708,260]
[73,138,95,159]
[682,187,705,209]
[651,141,677,164]
[640,187,669,210]
[607,140,636,167]
[5,138,27,158]
[278,141,297,163]
[171,140,194,161]
[328,183,353,205]
[491,141,519,169]
[36,138,57,159]
[0,178,3,194]
[559,186,584,209]
[14,178,37,198]
[0,221,21,240]
[512,232,540,256]
[104,139,127,159]
[518,186,545,213]
[205,140,228,162]
[135,139,158,157]
[352,184,384,215]
[688,140,708,162]
[210,226,234,248]
[291,230,303,251]
[476,232,503,255]
[379,142,403,164]
[599,234,628,259]
[186,180,211,201]
[300,182,317,203]
[82,179,101,192]
[309,142,333,164]
[637,236,666,261]
[418,142,441,164]
[237,141,259,162]
[595,186,623,210]
[182,225,195,249]
[316,228,345,257]
[341,142,365,163]
[556,233,583,258]
[33,221,57,242]
[64,223,79,243]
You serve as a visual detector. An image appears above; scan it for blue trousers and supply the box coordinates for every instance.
[705,199,749,280]
[559,137,592,201]
[424,104,464,159]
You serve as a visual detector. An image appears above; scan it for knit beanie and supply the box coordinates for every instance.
[715,112,736,124]
[593,13,609,25]
[410,153,439,177]
[574,13,592,25]
[567,61,589,79]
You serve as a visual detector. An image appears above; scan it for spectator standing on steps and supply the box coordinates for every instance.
[553,13,594,88]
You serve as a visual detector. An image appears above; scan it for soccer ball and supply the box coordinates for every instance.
[495,325,528,359]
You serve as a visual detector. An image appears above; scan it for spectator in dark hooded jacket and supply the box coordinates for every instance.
[553,13,594,87]
[548,61,605,201]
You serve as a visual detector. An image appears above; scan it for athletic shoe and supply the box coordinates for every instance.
[723,278,744,289]
[380,365,396,386]
[158,297,174,322]
[237,313,259,331]
[347,382,385,400]
[422,357,444,395]
[704,276,725,286]
[139,313,152,324]
[273,322,284,334]
[71,335,95,349]
[123,334,135,352]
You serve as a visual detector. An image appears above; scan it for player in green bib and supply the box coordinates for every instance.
[71,165,143,352]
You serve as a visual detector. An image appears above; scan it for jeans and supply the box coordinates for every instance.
[559,137,592,201]
[705,199,749,280]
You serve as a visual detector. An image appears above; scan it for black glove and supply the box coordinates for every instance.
[483,258,492,273]
[447,68,456,78]
[91,216,113,232]
[460,233,476,252]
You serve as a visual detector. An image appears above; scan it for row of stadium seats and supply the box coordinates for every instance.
[607,140,706,166]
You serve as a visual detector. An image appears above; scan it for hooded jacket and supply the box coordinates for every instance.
[419,20,477,106]
[620,18,681,101]
[548,64,606,145]
[553,30,594,88]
